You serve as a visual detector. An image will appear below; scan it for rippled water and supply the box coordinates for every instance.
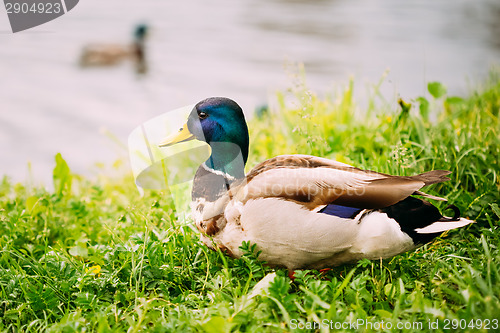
[1,0,499,184]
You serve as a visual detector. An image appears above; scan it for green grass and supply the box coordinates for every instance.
[1,70,499,332]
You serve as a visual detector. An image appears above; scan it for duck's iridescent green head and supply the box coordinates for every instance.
[134,24,148,40]
[160,97,249,179]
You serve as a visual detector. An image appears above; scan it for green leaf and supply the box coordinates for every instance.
[416,96,430,119]
[202,316,232,333]
[26,196,41,215]
[332,268,356,300]
[69,237,89,258]
[384,283,396,299]
[445,96,465,113]
[53,153,72,197]
[428,81,447,99]
[373,309,393,319]
[69,245,88,258]
[490,203,500,218]
[445,96,465,105]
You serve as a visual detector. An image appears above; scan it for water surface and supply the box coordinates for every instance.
[1,0,499,184]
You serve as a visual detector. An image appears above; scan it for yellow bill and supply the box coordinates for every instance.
[159,123,195,147]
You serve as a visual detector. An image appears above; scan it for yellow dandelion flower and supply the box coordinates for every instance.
[86,265,101,276]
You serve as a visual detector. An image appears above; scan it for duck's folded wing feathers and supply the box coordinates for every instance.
[237,155,450,209]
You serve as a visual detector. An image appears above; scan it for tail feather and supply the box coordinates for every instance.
[413,190,448,201]
[414,218,474,234]
[410,170,451,186]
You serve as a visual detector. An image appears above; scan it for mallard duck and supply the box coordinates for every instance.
[79,24,148,74]
[159,97,474,270]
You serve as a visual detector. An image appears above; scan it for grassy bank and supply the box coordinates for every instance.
[1,72,499,332]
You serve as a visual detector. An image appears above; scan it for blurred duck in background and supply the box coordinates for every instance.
[79,24,149,74]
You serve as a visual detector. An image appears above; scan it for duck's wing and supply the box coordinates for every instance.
[235,154,450,209]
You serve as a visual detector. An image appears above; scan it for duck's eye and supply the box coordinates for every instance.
[198,112,208,120]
